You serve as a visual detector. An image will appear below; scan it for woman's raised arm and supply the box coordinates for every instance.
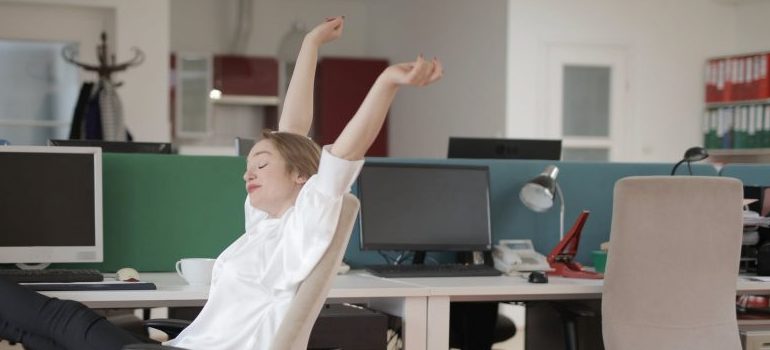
[278,17,344,136]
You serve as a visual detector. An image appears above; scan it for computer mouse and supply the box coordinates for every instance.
[116,267,140,282]
[528,271,548,284]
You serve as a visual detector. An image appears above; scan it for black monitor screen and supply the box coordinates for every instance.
[448,137,561,160]
[0,152,95,246]
[49,139,172,154]
[358,163,492,251]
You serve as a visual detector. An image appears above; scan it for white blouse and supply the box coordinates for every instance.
[165,147,364,350]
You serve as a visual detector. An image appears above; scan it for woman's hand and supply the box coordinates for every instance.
[381,55,443,88]
[306,16,344,47]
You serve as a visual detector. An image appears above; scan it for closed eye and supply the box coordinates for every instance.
[258,163,268,169]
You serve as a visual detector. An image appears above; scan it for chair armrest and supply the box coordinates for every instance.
[143,319,192,339]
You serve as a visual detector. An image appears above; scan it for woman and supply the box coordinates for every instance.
[0,16,441,350]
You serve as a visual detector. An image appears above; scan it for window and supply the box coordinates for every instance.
[0,40,79,145]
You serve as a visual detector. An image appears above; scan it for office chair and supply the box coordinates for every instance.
[602,176,743,350]
[124,193,361,350]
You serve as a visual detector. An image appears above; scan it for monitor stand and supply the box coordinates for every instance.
[17,263,50,270]
[412,251,427,264]
[412,251,493,265]
[456,251,494,266]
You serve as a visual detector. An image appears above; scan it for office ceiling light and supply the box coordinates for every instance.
[670,146,709,176]
[519,165,565,239]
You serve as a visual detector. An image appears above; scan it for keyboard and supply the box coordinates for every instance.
[22,282,157,291]
[0,268,104,283]
[366,264,502,278]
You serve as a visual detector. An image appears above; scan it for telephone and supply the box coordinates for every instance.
[492,239,550,274]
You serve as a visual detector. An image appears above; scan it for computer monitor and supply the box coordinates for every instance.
[0,146,103,264]
[448,137,562,160]
[48,139,173,154]
[358,163,492,251]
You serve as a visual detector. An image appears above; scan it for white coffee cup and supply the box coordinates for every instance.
[175,258,216,285]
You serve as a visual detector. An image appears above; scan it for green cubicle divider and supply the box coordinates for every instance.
[62,153,718,272]
[344,158,718,267]
[720,164,770,186]
[70,153,247,272]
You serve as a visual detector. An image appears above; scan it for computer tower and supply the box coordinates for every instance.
[308,304,390,350]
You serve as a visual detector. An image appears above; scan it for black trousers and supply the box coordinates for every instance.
[0,277,151,350]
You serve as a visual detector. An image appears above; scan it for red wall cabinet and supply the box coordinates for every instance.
[315,58,389,156]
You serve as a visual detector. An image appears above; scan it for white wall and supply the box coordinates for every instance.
[507,0,737,162]
[0,0,170,142]
[169,0,369,154]
[170,0,367,57]
[170,0,507,158]
[366,0,508,158]
[734,0,770,53]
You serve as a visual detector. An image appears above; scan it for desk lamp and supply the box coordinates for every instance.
[670,146,709,175]
[519,166,603,279]
[519,165,565,238]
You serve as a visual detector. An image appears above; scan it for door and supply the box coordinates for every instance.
[546,44,628,161]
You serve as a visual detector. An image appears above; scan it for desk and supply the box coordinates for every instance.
[41,272,431,350]
[384,275,604,350]
[41,272,770,350]
[382,275,770,350]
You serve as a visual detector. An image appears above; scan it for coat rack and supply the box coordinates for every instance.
[64,32,140,141]
[62,32,144,84]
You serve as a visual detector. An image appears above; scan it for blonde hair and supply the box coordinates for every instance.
[260,130,321,179]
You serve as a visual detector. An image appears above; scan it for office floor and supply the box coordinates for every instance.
[495,303,525,350]
[442,303,525,350]
[0,341,20,350]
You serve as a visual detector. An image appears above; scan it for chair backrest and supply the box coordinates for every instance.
[271,193,360,350]
[602,176,743,350]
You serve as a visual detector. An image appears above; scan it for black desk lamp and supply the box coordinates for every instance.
[670,146,709,176]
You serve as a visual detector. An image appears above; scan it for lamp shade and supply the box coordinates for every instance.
[519,165,559,212]
[670,146,709,175]
[683,146,709,162]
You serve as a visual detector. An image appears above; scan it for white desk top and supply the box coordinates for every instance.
[388,275,604,301]
[41,272,431,308]
[39,271,770,308]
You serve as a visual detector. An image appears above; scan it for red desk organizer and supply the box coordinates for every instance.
[547,210,604,279]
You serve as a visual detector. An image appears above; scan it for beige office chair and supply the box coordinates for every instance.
[127,193,360,350]
[602,176,743,350]
[272,193,359,350]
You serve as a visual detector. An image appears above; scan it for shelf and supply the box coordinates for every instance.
[707,148,770,164]
[706,99,770,108]
[211,95,280,106]
[708,148,770,156]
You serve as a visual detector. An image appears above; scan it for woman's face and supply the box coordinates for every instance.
[243,139,307,218]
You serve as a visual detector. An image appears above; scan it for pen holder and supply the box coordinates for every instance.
[591,250,608,273]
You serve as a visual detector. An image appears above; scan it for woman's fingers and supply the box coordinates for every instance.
[385,55,443,87]
[412,56,438,86]
[426,58,443,85]
[402,56,424,85]
[310,16,344,44]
